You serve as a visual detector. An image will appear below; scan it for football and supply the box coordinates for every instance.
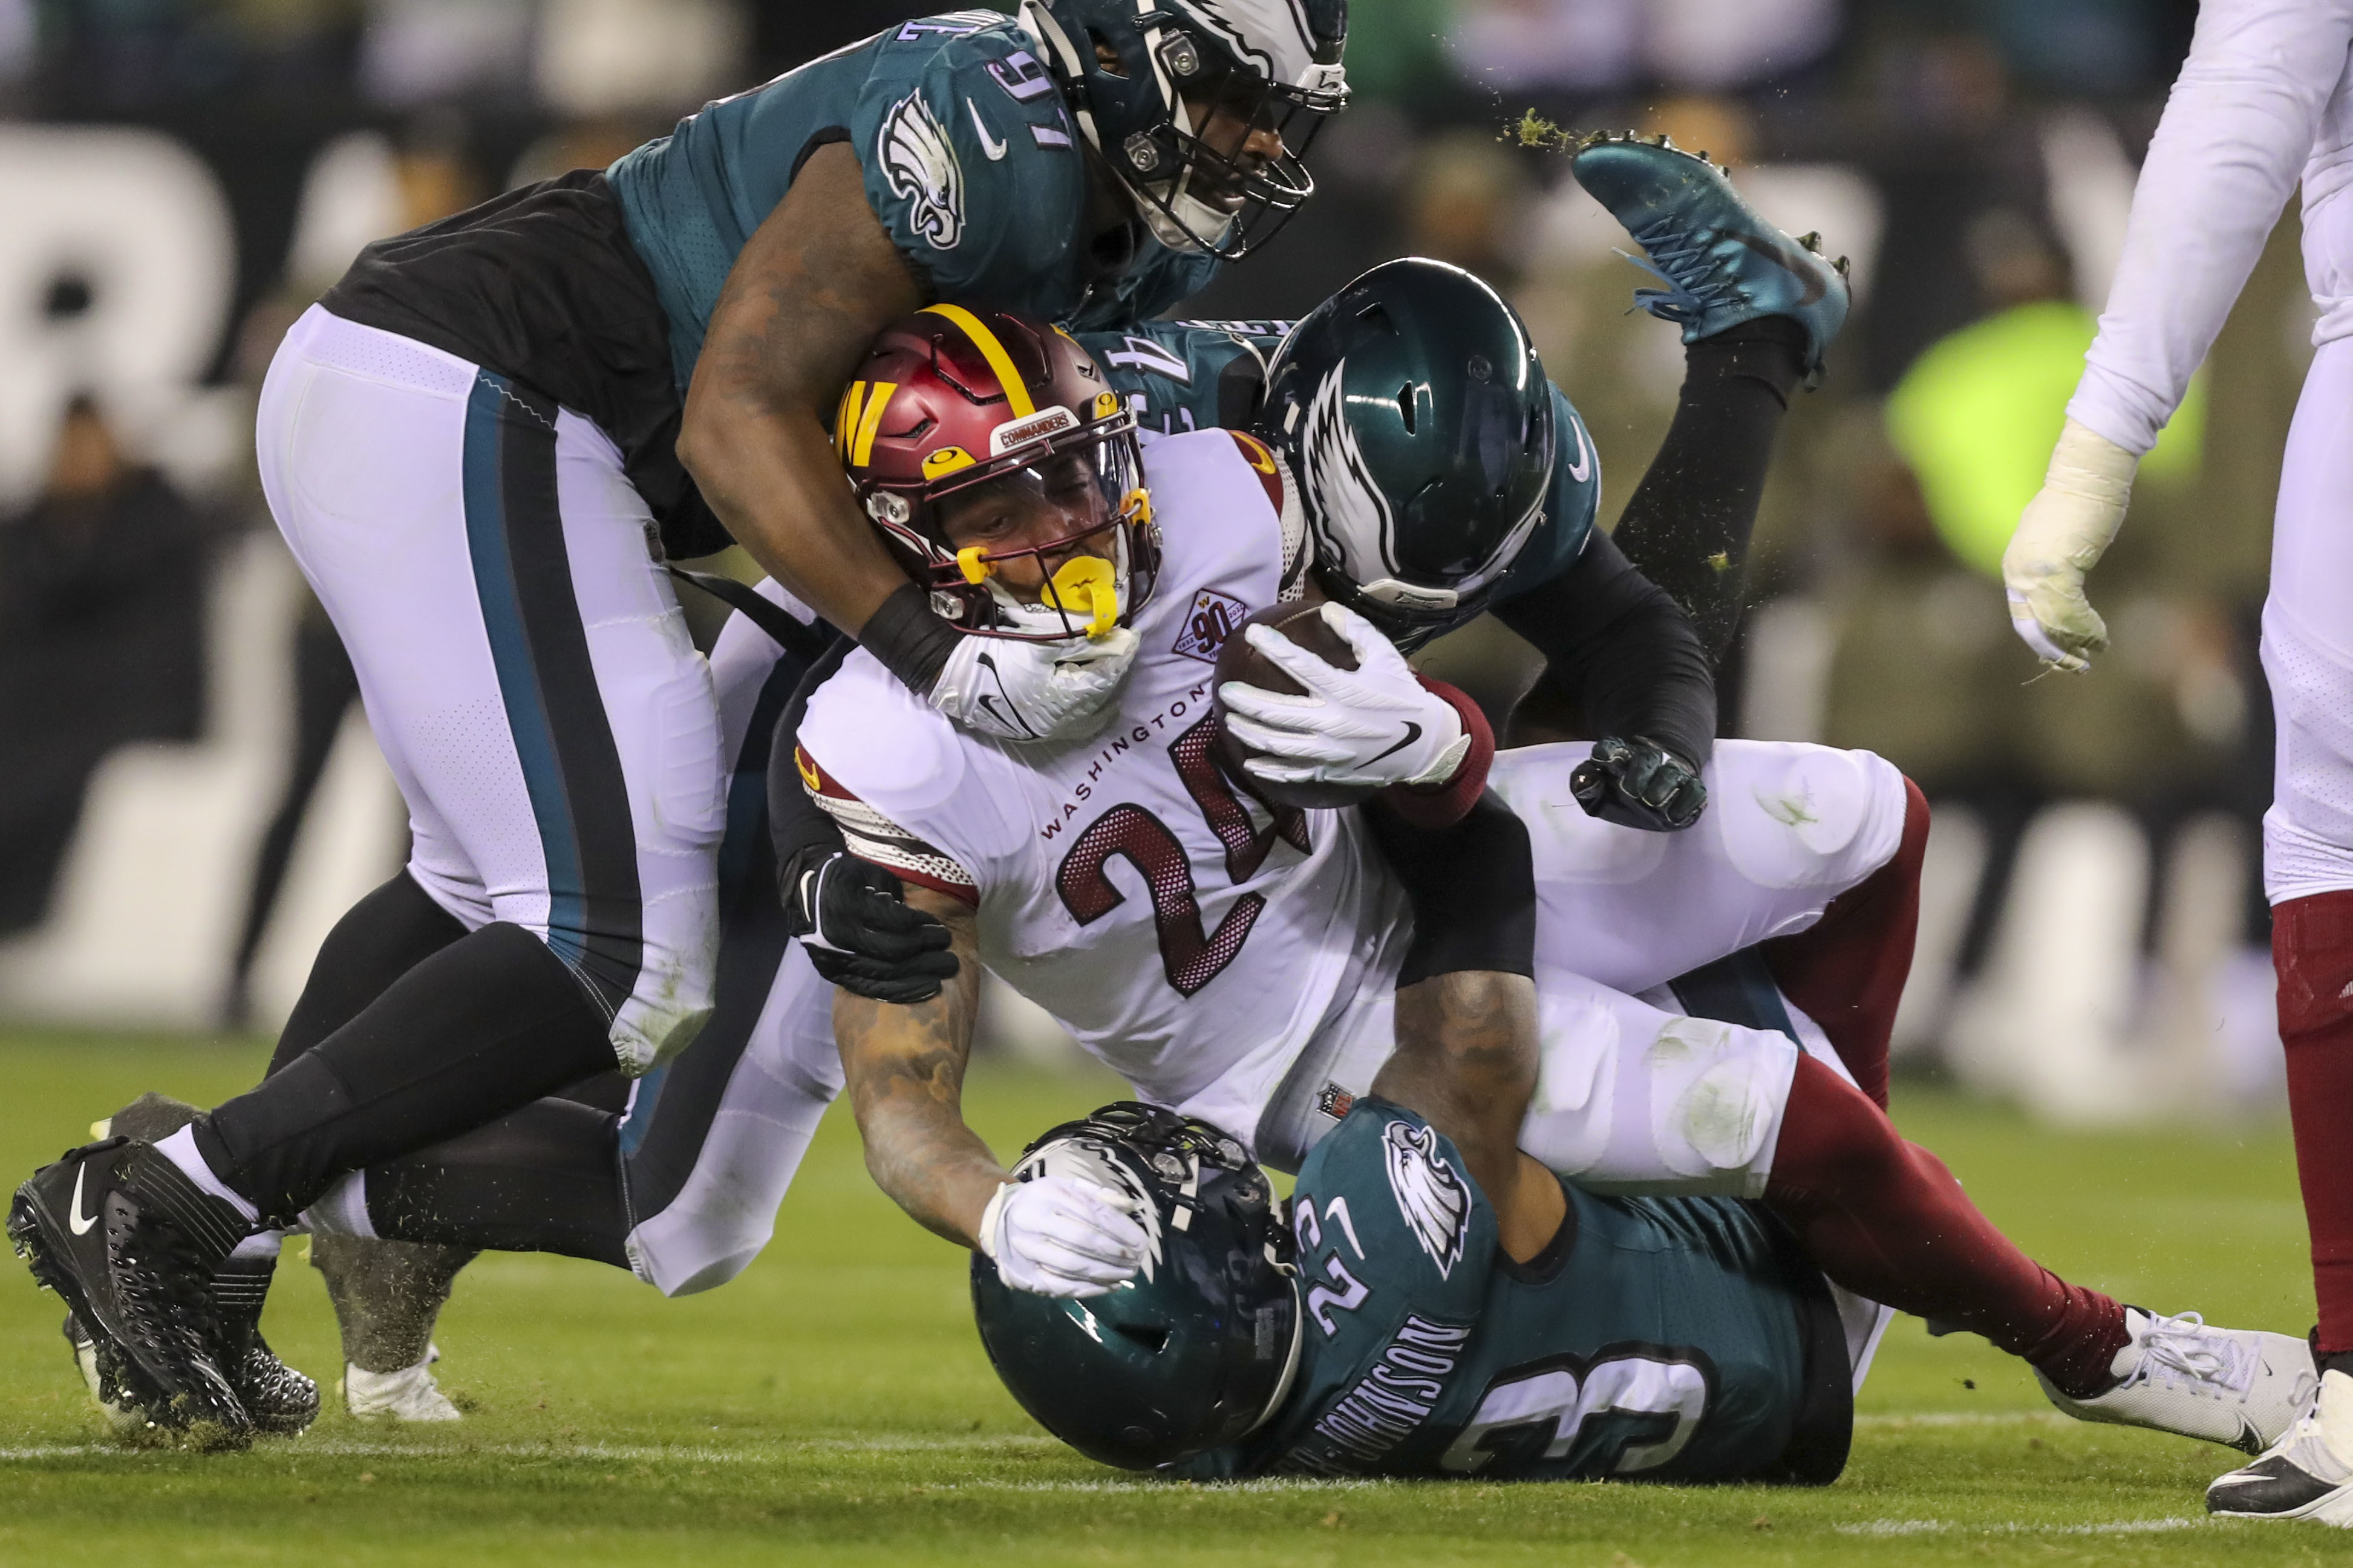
[1211,600,1381,810]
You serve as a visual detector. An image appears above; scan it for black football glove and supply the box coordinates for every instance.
[1570,735,1707,832]
[780,846,959,1005]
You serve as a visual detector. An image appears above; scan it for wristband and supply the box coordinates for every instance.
[859,583,961,696]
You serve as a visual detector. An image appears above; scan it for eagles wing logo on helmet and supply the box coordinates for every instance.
[879,92,965,250]
[1298,361,1398,584]
[1166,0,1346,93]
[1382,1119,1469,1280]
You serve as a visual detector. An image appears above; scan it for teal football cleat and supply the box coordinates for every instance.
[1570,132,1850,383]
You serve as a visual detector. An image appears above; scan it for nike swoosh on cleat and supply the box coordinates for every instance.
[967,99,1008,161]
[1365,722,1422,767]
[69,1165,97,1236]
[1728,231,1825,304]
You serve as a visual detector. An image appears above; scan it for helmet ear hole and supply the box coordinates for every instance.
[1112,1322,1171,1353]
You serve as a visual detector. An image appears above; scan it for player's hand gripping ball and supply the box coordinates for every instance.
[1213,601,1469,811]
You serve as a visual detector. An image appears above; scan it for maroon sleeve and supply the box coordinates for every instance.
[1375,677,1492,830]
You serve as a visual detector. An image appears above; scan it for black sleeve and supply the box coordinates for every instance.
[767,636,857,879]
[1492,529,1717,768]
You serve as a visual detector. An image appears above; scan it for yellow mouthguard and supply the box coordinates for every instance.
[956,545,994,585]
[1046,555,1120,640]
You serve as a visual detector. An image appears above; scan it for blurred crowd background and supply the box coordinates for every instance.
[0,0,2299,1124]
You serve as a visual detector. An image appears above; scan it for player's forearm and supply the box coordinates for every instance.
[1373,972,1539,1212]
[835,897,1000,1246]
[685,408,909,639]
[1498,536,1715,759]
[677,139,926,641]
[838,989,1002,1245]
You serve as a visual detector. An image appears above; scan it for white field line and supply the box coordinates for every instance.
[1836,1518,2208,1537]
[0,1434,1060,1462]
[1852,1411,2067,1427]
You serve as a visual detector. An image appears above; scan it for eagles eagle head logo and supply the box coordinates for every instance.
[878,92,965,251]
[1381,1119,1469,1279]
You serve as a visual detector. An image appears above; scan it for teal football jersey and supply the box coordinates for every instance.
[1181,1100,1851,1483]
[1080,319,1603,606]
[606,11,1218,392]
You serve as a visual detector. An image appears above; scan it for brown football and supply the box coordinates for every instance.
[1212,601,1380,810]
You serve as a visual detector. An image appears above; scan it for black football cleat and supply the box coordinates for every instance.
[213,1255,318,1436]
[10,1137,253,1444]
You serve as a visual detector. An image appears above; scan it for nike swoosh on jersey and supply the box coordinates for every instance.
[70,1163,97,1236]
[1561,416,1593,483]
[1364,721,1422,767]
[967,99,1008,161]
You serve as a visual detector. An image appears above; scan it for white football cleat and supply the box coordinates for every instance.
[2038,1307,2315,1453]
[340,1343,462,1422]
[2208,1367,2353,1524]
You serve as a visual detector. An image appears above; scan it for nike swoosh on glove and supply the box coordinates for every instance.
[931,627,1139,745]
[1570,735,1707,831]
[779,847,959,1005]
[977,1174,1150,1298]
[2003,417,2137,673]
[1218,602,1470,790]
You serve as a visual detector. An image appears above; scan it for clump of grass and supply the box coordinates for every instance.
[1510,109,1579,152]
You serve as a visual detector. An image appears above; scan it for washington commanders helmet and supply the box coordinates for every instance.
[838,304,1160,642]
[1015,0,1348,259]
[1259,258,1557,651]
[971,1103,1301,1470]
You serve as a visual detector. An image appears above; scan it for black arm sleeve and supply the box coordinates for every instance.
[768,636,857,880]
[1492,529,1717,768]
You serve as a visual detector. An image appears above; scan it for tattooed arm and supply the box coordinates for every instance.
[677,142,924,641]
[834,884,1004,1246]
[1370,972,1565,1263]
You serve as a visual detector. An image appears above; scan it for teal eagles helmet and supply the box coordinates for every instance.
[1014,0,1347,259]
[1260,258,1556,651]
[971,1103,1302,1470]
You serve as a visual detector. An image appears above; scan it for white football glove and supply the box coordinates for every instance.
[930,626,1139,746]
[2003,418,2138,673]
[1218,602,1471,790]
[976,1174,1150,1298]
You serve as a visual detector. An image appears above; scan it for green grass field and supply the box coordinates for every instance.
[0,1033,2338,1566]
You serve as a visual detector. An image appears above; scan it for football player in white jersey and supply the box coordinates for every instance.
[797,301,2311,1455]
[2001,0,2353,1523]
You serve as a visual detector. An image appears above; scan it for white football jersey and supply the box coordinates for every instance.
[798,429,1409,1156]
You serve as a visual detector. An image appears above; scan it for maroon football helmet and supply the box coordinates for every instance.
[837,304,1159,642]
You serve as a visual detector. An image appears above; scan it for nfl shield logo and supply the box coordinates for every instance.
[1173,589,1247,665]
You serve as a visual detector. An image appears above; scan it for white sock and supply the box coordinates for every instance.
[301,1172,376,1240]
[154,1125,260,1225]
[229,1229,284,1263]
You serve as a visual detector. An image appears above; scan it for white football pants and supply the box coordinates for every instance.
[1266,741,1911,1192]
[2264,337,2353,905]
[256,306,726,1073]
[616,592,843,1295]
